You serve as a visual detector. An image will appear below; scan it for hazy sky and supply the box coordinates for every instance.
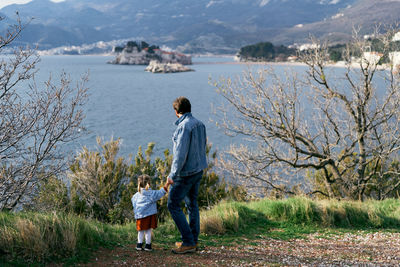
[0,0,65,9]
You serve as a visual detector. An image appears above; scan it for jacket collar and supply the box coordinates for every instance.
[175,112,192,126]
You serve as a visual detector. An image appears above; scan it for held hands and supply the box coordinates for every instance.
[164,177,174,189]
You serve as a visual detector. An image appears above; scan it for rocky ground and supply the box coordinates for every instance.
[75,230,399,267]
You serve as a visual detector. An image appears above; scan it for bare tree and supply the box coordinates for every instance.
[213,27,400,200]
[0,15,88,210]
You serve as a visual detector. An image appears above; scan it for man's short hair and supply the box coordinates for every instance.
[173,96,191,114]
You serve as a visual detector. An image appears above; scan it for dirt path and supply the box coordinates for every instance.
[76,231,400,266]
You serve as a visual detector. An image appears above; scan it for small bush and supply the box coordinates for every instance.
[200,201,269,235]
[200,202,239,234]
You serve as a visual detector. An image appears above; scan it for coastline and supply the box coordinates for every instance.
[32,53,394,71]
[194,60,307,66]
[195,59,393,71]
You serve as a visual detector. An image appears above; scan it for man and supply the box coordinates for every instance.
[167,96,207,254]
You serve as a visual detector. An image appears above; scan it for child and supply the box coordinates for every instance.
[131,174,171,251]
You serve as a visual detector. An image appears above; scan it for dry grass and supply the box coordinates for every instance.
[0,211,136,263]
[16,219,48,260]
[200,202,239,234]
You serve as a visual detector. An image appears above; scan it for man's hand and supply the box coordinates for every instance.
[164,177,174,190]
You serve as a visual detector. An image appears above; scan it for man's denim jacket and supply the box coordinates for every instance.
[168,112,207,181]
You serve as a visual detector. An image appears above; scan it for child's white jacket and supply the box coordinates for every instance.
[131,188,167,219]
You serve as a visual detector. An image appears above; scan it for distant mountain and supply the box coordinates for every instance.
[272,0,400,45]
[0,0,399,54]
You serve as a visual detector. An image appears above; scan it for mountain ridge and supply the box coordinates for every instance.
[0,0,399,53]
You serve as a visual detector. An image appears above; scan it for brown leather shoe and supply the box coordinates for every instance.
[171,244,197,254]
[175,242,199,250]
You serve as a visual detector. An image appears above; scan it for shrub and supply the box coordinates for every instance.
[200,201,269,235]
[34,138,246,223]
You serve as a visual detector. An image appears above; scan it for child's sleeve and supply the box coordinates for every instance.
[151,187,167,202]
[131,194,136,212]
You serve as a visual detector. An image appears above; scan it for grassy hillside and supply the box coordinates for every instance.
[1,197,400,265]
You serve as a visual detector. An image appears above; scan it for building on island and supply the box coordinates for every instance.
[110,43,192,65]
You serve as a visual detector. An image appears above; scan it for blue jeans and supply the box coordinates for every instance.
[167,170,203,247]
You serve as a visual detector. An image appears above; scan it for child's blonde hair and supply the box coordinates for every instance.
[137,174,151,193]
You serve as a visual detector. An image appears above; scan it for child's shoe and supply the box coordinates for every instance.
[144,243,152,251]
[136,243,143,251]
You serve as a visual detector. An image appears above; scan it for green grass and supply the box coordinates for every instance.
[0,211,137,265]
[198,197,400,246]
[1,197,400,265]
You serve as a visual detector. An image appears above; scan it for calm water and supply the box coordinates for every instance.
[31,56,389,159]
[34,55,257,157]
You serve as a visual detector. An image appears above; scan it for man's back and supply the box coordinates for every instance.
[168,96,207,253]
[171,112,207,178]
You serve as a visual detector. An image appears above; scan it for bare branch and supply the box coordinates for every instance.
[0,16,88,210]
[214,26,400,200]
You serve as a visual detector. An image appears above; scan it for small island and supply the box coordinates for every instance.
[237,42,296,62]
[145,60,193,73]
[110,41,192,65]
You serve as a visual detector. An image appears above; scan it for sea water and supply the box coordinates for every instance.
[18,54,391,190]
[33,55,259,157]
[30,56,388,160]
